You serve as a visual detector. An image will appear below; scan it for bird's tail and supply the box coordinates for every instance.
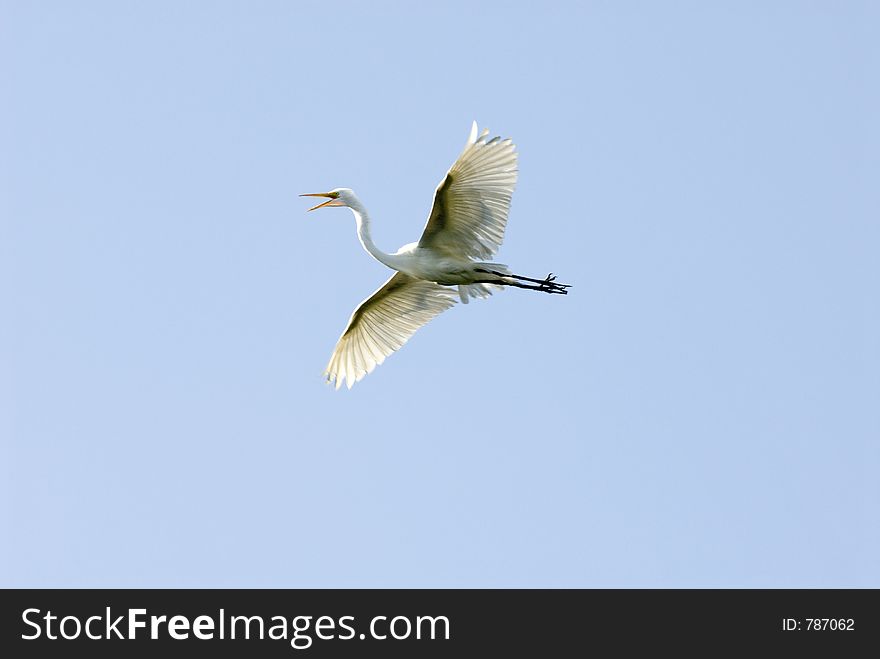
[458,282,502,304]
[459,262,511,303]
[477,262,512,277]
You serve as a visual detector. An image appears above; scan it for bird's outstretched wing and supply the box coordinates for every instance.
[417,121,518,260]
[324,272,458,389]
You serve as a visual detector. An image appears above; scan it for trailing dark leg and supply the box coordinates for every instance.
[473,268,571,294]
[471,279,568,295]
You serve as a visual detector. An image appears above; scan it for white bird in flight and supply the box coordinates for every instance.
[301,121,569,390]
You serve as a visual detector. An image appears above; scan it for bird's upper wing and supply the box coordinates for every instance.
[417,121,518,260]
[324,272,458,389]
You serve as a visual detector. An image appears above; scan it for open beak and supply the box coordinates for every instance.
[300,192,343,212]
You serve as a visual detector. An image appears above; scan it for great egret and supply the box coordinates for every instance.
[302,121,569,389]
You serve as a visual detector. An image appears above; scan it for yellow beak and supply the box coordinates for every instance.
[300,192,343,212]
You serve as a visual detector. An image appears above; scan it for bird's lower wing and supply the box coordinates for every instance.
[324,272,458,390]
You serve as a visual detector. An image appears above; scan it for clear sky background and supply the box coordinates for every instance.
[2,2,877,587]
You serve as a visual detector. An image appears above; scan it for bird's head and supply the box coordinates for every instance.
[300,188,356,211]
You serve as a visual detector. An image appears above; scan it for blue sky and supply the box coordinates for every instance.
[2,1,877,587]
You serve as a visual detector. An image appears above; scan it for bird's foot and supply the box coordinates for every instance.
[538,273,571,294]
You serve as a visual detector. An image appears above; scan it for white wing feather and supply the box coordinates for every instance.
[418,121,518,260]
[324,272,457,389]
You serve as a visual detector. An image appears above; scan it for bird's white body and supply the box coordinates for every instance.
[387,246,478,285]
[302,122,567,389]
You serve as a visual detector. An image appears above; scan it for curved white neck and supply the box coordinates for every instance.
[346,199,399,270]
